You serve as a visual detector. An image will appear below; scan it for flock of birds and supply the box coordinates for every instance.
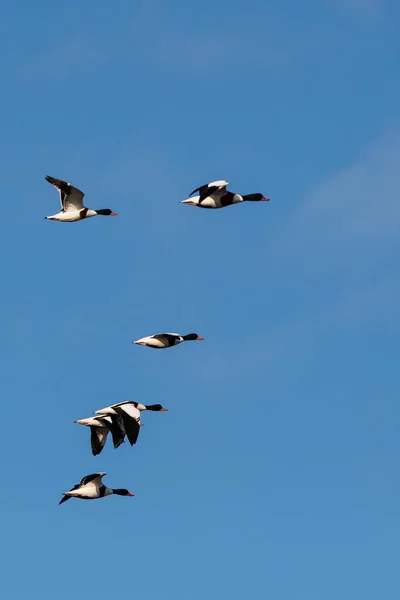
[44,175,270,505]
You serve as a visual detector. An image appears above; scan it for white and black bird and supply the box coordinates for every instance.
[59,472,134,505]
[74,415,126,456]
[95,401,168,446]
[181,180,269,209]
[44,176,118,222]
[133,332,204,349]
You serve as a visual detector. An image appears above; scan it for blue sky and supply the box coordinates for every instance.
[0,1,399,598]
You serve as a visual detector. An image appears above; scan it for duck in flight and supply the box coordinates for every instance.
[181,180,269,209]
[74,414,127,456]
[44,176,118,222]
[95,401,168,446]
[133,332,204,349]
[59,472,134,505]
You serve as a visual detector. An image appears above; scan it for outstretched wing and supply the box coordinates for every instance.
[152,333,181,346]
[79,472,106,486]
[59,494,71,505]
[45,176,85,212]
[115,405,141,446]
[189,180,229,203]
[59,480,84,504]
[90,427,109,456]
[108,414,126,449]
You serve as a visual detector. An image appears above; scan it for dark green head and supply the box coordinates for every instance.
[242,193,270,202]
[95,209,118,216]
[112,488,134,496]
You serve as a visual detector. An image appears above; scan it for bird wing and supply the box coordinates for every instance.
[69,483,83,492]
[79,472,106,486]
[189,180,229,203]
[59,480,86,504]
[59,494,71,505]
[45,176,85,212]
[115,405,141,445]
[90,426,109,456]
[152,333,181,346]
[118,404,141,421]
[108,414,126,449]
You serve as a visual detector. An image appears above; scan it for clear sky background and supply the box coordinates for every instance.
[0,1,399,598]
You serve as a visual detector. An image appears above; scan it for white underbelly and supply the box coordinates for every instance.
[47,210,82,222]
[196,195,241,209]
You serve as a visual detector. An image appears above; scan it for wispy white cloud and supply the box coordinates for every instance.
[190,121,400,385]
[275,122,400,342]
[279,121,400,261]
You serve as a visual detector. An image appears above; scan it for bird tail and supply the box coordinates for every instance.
[59,494,71,505]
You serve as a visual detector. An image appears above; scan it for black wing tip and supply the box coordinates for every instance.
[112,436,125,449]
[90,438,104,455]
[45,175,70,188]
[59,495,69,505]
[90,427,105,456]
[189,185,203,197]
[114,408,140,445]
[90,445,103,457]
[124,426,139,446]
[128,430,140,445]
[45,175,61,187]
[190,182,211,196]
